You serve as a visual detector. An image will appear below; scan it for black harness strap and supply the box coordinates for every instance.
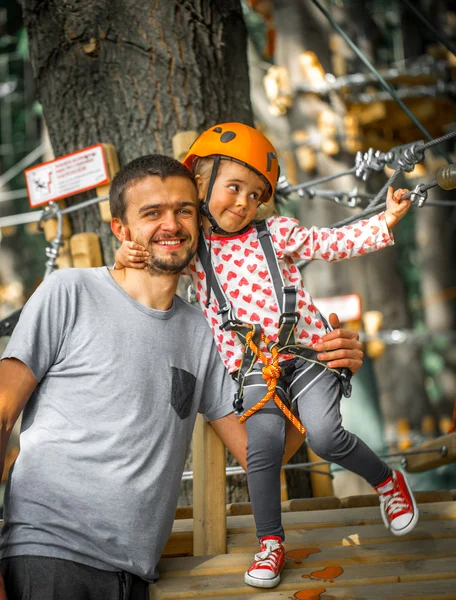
[197,235,261,413]
[255,220,299,348]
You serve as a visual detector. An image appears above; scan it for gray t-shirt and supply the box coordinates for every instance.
[1,267,235,581]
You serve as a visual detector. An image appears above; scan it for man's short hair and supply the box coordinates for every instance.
[110,154,196,222]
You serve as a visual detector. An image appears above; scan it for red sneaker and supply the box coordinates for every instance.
[375,470,419,536]
[244,536,285,588]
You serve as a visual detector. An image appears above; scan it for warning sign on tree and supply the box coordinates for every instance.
[24,144,110,208]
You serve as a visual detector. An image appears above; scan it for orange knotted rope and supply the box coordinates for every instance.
[239,329,306,435]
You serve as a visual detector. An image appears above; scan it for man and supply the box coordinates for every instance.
[0,154,363,599]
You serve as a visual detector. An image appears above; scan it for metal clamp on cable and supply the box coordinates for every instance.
[409,182,429,207]
[38,201,64,278]
[386,141,425,172]
[355,148,388,181]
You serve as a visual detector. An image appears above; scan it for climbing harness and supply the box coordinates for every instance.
[240,329,305,435]
[197,219,352,434]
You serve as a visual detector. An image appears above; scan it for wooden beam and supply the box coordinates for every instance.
[307,446,333,497]
[192,415,227,556]
[403,433,456,472]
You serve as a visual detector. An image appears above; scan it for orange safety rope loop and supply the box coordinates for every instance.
[239,329,306,436]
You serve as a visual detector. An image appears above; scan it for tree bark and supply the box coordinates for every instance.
[21,0,252,263]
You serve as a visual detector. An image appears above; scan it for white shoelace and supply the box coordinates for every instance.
[381,490,410,516]
[254,540,282,567]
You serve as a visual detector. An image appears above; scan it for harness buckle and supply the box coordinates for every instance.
[233,391,244,416]
[217,303,242,331]
[283,285,298,295]
[279,311,300,326]
[338,368,353,398]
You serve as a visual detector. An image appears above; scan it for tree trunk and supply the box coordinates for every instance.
[21,0,252,263]
[21,0,253,506]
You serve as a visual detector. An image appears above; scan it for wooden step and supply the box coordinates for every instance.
[163,501,456,558]
[156,500,456,599]
[176,491,454,519]
[228,518,456,554]
[158,538,456,578]
[150,578,456,600]
[150,557,456,598]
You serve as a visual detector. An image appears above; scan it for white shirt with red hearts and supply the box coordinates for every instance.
[188,212,393,374]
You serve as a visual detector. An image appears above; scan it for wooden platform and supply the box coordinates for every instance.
[150,498,456,599]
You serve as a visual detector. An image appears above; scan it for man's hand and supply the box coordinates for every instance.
[313,313,363,375]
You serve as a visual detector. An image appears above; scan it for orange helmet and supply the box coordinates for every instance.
[183,122,279,202]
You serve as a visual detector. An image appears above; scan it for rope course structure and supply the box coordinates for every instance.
[275,130,456,235]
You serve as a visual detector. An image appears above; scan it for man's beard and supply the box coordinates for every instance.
[145,245,195,275]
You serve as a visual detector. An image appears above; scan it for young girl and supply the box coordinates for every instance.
[115,123,417,589]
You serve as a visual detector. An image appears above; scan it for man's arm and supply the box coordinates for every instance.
[210,412,248,472]
[0,358,37,477]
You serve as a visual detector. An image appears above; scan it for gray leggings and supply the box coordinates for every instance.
[243,358,391,540]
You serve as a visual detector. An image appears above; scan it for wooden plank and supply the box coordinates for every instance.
[307,447,334,497]
[150,557,456,598]
[227,519,456,553]
[340,491,454,508]
[162,502,456,558]
[157,538,456,579]
[403,433,456,472]
[282,497,342,512]
[174,506,193,519]
[151,579,456,600]
[226,502,456,535]
[228,496,342,515]
[162,518,193,557]
[192,415,227,556]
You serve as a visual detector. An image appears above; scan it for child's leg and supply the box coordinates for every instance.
[241,369,287,588]
[292,362,418,535]
[291,363,391,486]
[242,369,287,540]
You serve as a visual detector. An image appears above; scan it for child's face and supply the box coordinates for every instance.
[198,160,267,235]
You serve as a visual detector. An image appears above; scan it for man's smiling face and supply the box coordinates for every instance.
[123,175,200,275]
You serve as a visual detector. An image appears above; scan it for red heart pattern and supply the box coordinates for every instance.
[187,213,391,371]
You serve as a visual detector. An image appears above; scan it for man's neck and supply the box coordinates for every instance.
[109,268,179,311]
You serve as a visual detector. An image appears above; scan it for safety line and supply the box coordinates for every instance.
[0,144,46,189]
[0,195,108,229]
[310,0,452,165]
[400,0,456,57]
[287,167,357,193]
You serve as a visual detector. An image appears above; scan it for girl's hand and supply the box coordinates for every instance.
[385,186,411,230]
[114,228,149,270]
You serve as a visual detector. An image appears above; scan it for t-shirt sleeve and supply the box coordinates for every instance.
[269,213,394,262]
[1,273,72,382]
[198,340,236,422]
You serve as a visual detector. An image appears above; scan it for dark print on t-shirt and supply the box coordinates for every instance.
[170,367,196,419]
